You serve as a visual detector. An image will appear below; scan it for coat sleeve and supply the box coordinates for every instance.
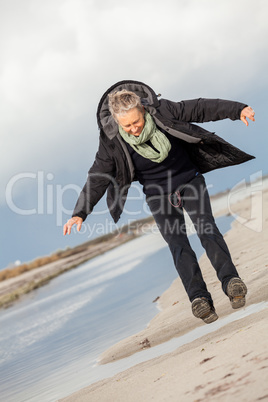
[72,137,116,221]
[162,98,247,123]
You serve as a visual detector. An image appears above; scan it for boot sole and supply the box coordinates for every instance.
[192,298,218,324]
[227,278,247,309]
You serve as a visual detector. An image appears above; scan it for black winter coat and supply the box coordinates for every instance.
[73,80,255,223]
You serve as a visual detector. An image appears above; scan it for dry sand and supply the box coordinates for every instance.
[59,186,268,402]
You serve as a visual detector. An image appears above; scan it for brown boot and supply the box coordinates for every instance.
[192,297,218,324]
[227,278,247,309]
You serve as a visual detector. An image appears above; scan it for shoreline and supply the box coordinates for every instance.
[0,217,154,309]
[59,186,268,401]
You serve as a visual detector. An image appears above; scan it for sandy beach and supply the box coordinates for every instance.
[59,184,268,402]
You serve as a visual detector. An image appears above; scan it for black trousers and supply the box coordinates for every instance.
[146,174,239,304]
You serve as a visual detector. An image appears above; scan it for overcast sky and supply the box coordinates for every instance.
[1,0,268,267]
[1,0,268,196]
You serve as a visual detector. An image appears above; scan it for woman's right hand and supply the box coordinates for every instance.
[63,216,83,235]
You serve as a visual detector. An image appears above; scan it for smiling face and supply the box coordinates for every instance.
[116,107,145,136]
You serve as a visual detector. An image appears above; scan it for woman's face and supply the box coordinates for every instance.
[117,107,145,136]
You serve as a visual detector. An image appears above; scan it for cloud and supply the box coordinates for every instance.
[1,0,268,204]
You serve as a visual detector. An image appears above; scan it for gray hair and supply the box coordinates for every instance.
[108,89,143,122]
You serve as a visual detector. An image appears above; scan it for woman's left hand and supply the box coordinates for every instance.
[240,106,255,126]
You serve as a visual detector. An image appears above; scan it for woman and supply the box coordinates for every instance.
[63,80,255,324]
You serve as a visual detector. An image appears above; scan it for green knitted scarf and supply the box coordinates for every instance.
[118,112,171,163]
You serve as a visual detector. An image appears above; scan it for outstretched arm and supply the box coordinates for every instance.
[161,98,248,123]
[240,106,255,126]
[63,136,116,236]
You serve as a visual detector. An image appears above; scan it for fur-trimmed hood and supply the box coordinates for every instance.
[96,80,160,140]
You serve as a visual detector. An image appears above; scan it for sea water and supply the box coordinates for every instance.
[0,215,237,402]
